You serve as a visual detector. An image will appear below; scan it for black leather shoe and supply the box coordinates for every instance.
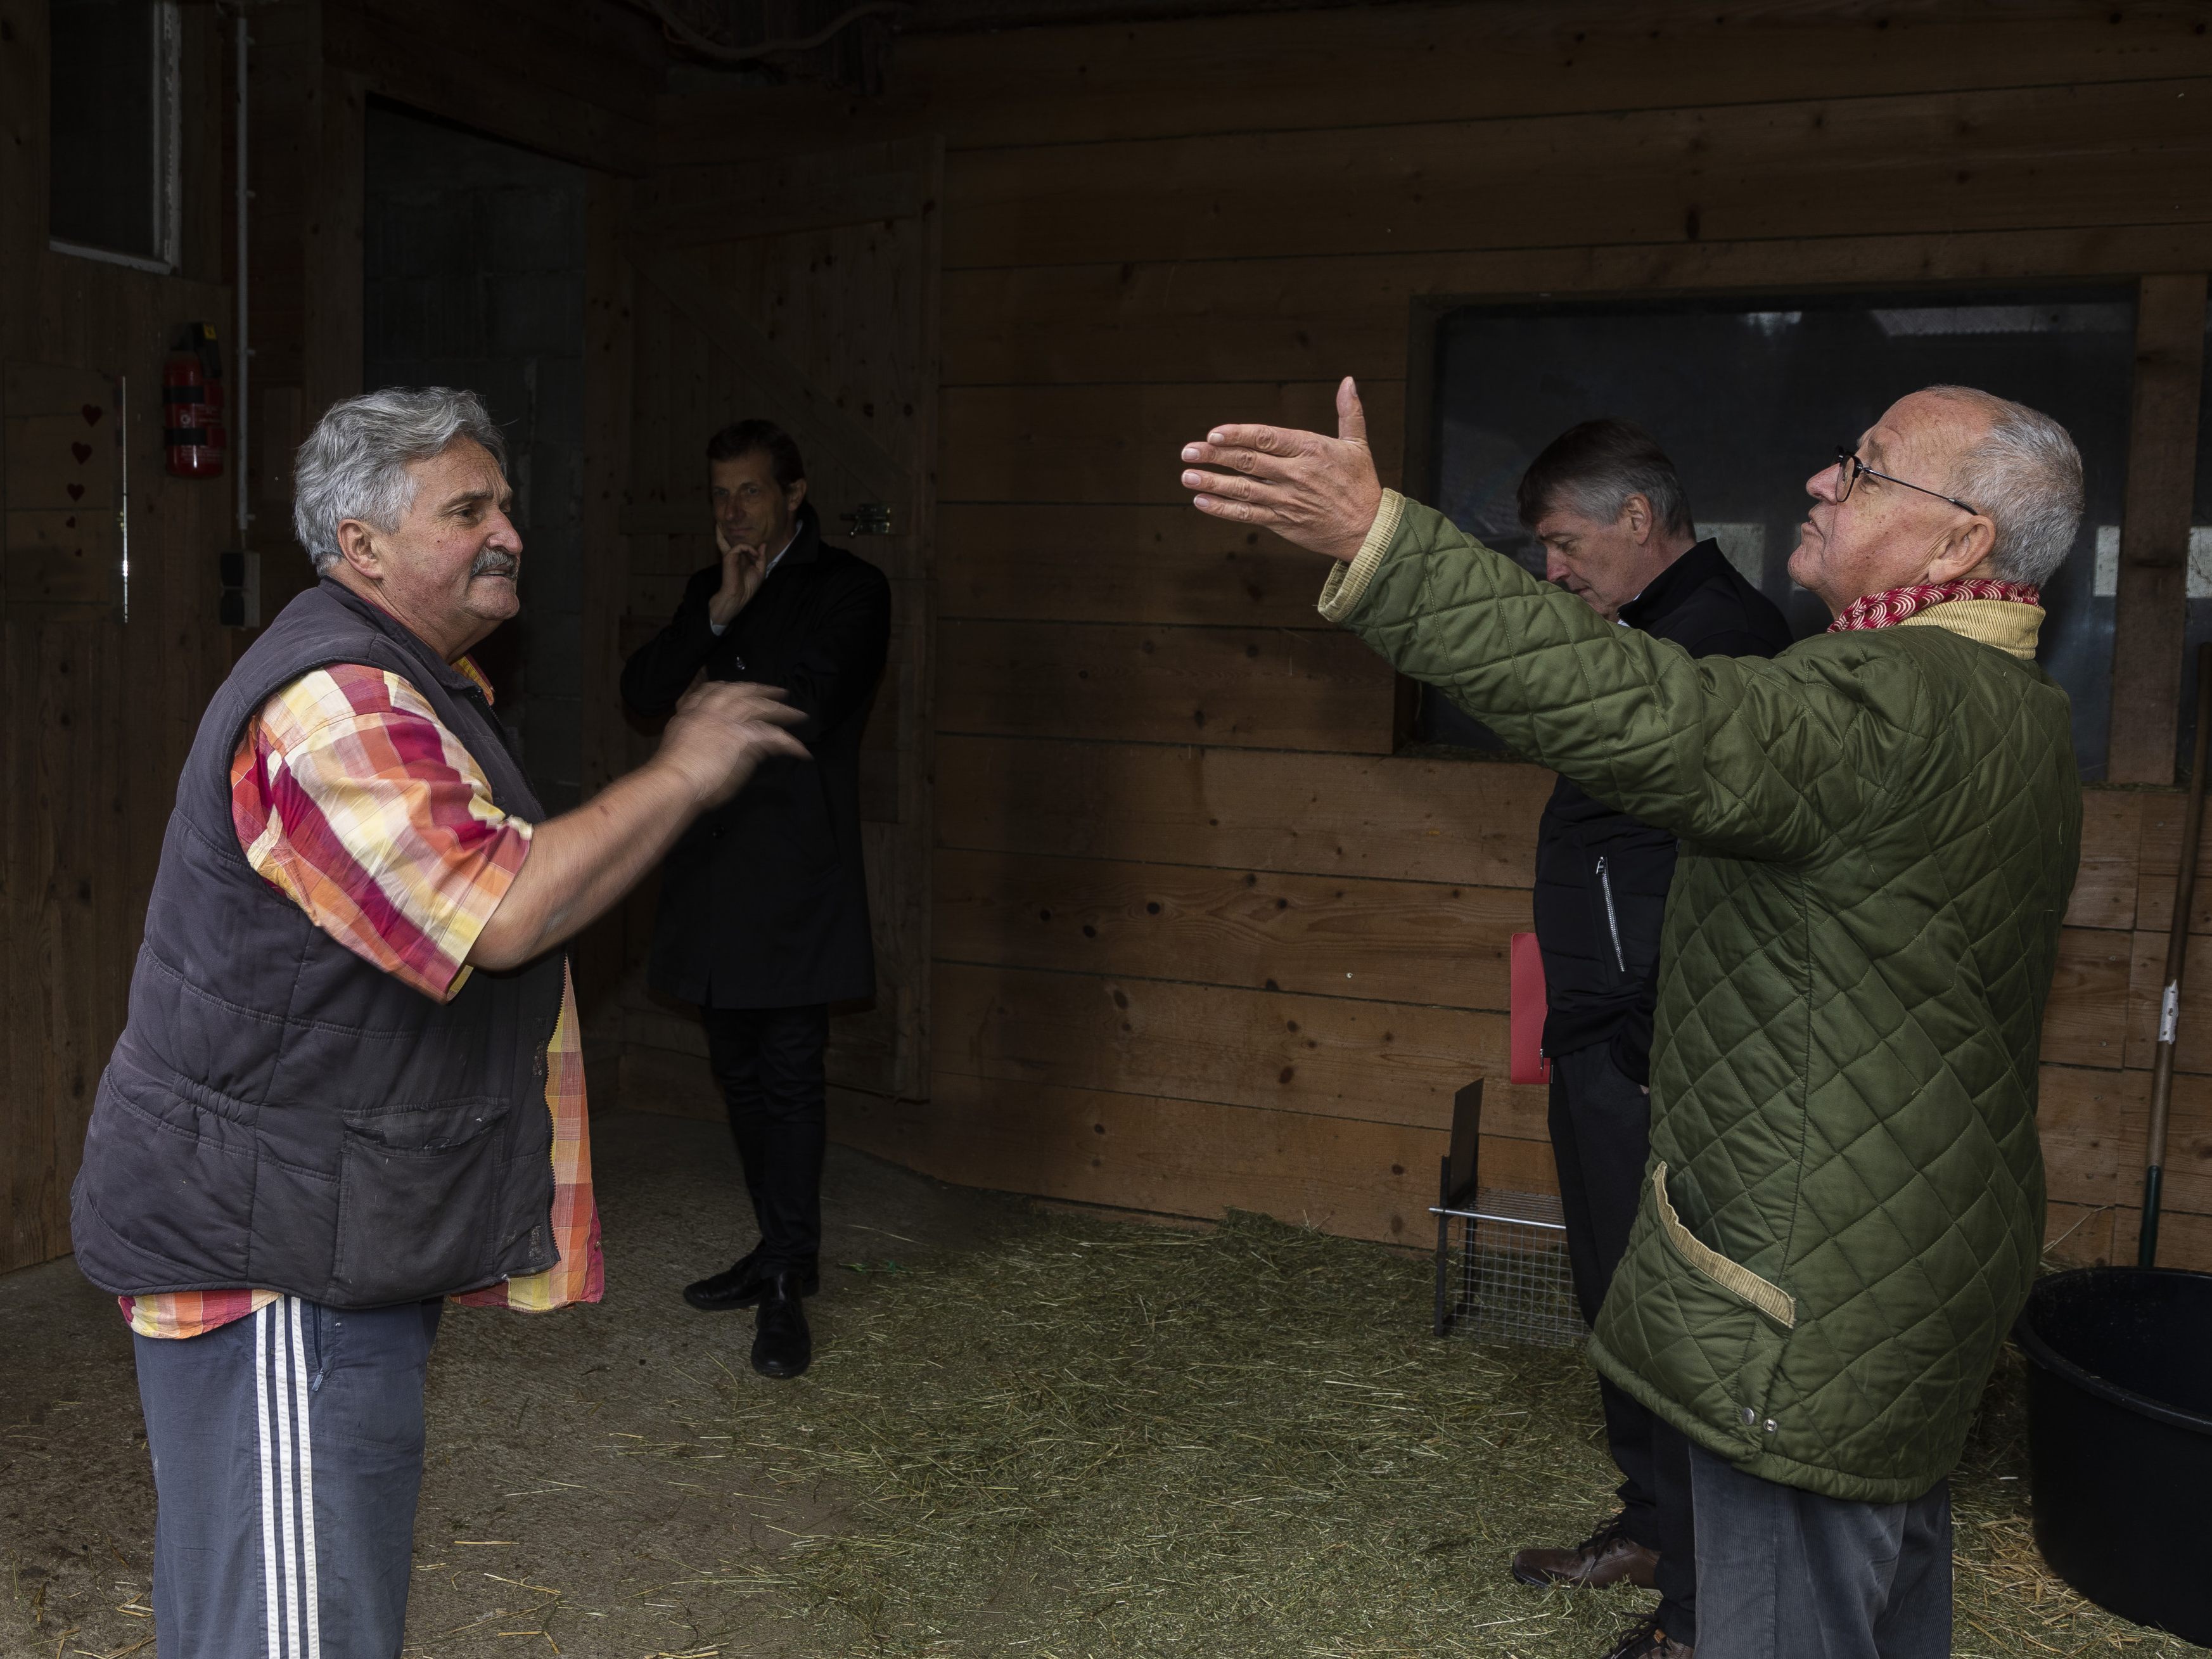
[1599,1614,1692,1658]
[684,1249,819,1311]
[751,1273,812,1380]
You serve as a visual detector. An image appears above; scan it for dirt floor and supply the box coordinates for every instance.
[3,1111,2206,1659]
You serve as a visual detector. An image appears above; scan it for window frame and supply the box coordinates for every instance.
[48,0,184,277]
[1395,278,2141,770]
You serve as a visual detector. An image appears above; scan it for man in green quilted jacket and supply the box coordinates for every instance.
[1180,381,2083,1659]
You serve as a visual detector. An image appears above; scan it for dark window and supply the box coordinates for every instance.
[1421,288,2135,781]
[49,0,180,270]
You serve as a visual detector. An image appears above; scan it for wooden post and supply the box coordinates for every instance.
[2106,274,2207,786]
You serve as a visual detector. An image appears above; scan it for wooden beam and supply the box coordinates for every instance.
[2040,927,2135,1072]
[941,380,1405,504]
[2130,790,2212,935]
[932,961,1547,1139]
[2046,1198,2212,1272]
[935,848,1529,1013]
[635,147,930,247]
[323,0,659,175]
[938,503,1328,628]
[938,77,2212,271]
[2073,791,2144,932]
[942,225,2212,390]
[627,244,912,513]
[936,618,1395,753]
[936,734,1556,889]
[835,1072,1519,1248]
[656,4,2212,160]
[2106,274,2208,785]
[2039,1063,2212,1222]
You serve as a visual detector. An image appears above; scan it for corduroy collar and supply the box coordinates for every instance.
[1893,599,2043,660]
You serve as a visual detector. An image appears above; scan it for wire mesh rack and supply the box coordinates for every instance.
[1433,1188,1583,1347]
[1429,1079,1584,1347]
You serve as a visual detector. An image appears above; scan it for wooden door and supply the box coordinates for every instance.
[612,137,940,1111]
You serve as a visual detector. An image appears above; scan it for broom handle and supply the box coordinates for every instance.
[2141,641,2212,1267]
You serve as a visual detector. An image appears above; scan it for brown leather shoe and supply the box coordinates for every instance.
[1509,1509,1659,1589]
[1599,1613,1692,1658]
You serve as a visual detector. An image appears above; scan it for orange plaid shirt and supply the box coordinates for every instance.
[121,659,603,1338]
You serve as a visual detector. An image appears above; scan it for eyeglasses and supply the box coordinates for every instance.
[1831,446,1978,516]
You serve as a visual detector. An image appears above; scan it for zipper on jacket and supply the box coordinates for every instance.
[1595,856,1627,973]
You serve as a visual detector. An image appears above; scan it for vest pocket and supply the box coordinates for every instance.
[331,1099,509,1306]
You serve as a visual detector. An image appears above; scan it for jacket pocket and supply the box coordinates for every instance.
[331,1099,508,1307]
[1593,1165,1792,1456]
[1587,856,1627,985]
[1648,1162,1795,1328]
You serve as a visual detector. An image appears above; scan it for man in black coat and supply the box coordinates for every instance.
[621,420,890,1380]
[1504,421,1793,1659]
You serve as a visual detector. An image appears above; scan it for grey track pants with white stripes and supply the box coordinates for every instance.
[133,1295,442,1659]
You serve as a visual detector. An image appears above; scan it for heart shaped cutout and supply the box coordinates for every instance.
[67,484,84,501]
[71,442,92,464]
[81,404,103,426]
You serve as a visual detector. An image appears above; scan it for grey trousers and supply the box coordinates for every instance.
[134,1293,442,1658]
[1689,1442,1952,1659]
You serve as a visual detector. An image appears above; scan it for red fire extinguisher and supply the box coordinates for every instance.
[164,322,227,478]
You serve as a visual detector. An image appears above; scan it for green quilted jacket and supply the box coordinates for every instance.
[1326,493,2080,1502]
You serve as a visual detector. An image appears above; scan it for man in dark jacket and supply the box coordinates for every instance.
[622,420,891,1381]
[1507,422,1793,1659]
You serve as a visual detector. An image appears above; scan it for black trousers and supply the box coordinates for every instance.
[701,1003,829,1276]
[1549,1042,1697,1645]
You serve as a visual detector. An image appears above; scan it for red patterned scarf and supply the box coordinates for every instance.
[1827,577,2042,634]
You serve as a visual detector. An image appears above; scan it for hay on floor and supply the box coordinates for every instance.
[621,1207,2202,1659]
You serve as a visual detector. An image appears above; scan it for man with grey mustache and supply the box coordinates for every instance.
[72,388,803,1656]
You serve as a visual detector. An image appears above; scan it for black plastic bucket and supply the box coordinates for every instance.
[2016,1267,2212,1645]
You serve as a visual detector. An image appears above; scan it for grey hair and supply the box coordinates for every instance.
[292,388,507,573]
[1516,418,1696,539]
[1921,385,2083,587]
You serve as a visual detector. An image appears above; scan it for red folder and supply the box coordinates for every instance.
[1509,931,1552,1085]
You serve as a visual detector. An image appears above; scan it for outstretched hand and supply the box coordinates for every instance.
[657,681,809,810]
[1179,376,1384,564]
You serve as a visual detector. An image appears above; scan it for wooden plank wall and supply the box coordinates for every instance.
[611,139,942,1115]
[241,0,668,1102]
[239,0,369,627]
[0,0,663,1271]
[0,0,240,1272]
[657,1,2212,1266]
[10,0,2212,1276]
[249,0,665,629]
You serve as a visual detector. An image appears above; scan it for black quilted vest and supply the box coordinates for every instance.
[71,579,566,1308]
